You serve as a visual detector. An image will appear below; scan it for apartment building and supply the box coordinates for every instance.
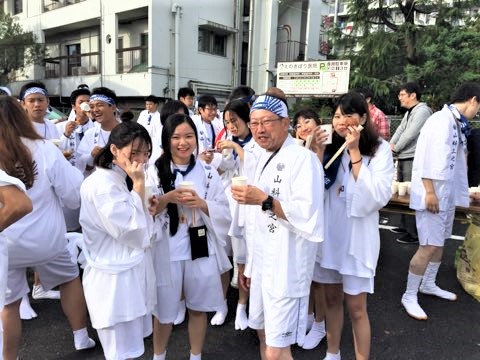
[3,0,329,106]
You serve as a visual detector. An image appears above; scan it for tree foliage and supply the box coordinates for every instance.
[330,0,480,113]
[0,10,44,84]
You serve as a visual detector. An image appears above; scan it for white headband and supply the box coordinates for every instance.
[23,87,48,99]
[250,95,288,118]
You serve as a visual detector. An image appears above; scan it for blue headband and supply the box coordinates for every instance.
[250,95,288,118]
[90,94,116,106]
[23,87,48,99]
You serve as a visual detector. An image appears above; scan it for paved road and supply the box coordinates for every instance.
[17,213,480,359]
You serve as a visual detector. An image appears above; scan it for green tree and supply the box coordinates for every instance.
[330,0,480,113]
[0,10,44,84]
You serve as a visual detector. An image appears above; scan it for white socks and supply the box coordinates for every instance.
[19,294,37,320]
[190,352,201,360]
[32,284,61,300]
[230,262,239,289]
[210,299,228,326]
[324,350,341,360]
[306,312,314,332]
[73,327,96,350]
[401,272,427,320]
[174,299,186,325]
[234,303,248,330]
[419,262,457,301]
[153,351,166,360]
[302,320,326,350]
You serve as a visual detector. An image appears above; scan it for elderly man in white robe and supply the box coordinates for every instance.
[402,82,480,320]
[231,91,324,360]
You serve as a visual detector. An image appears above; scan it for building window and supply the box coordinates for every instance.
[66,43,81,76]
[13,0,22,14]
[198,29,227,57]
[140,33,148,64]
[117,37,124,73]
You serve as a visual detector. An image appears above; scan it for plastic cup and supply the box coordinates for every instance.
[51,139,61,147]
[231,176,248,187]
[293,138,305,146]
[179,181,195,190]
[222,148,233,157]
[405,181,412,195]
[391,181,399,195]
[144,185,154,207]
[320,124,333,144]
[398,182,408,196]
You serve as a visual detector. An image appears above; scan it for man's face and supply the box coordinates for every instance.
[89,100,116,125]
[145,101,158,113]
[464,96,480,120]
[249,109,289,152]
[180,95,194,108]
[199,103,217,123]
[73,94,90,123]
[398,90,417,109]
[22,93,49,123]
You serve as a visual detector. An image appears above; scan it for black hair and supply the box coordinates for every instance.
[228,85,255,104]
[155,113,198,236]
[145,94,159,104]
[325,91,380,158]
[197,95,217,110]
[91,86,118,105]
[450,82,480,104]
[177,87,195,99]
[357,87,373,100]
[120,109,135,122]
[77,84,89,90]
[70,88,91,105]
[95,121,152,168]
[292,108,321,128]
[399,82,422,101]
[160,100,189,126]
[223,100,251,137]
[19,81,47,100]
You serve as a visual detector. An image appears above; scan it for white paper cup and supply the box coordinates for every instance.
[231,176,248,187]
[320,124,333,144]
[144,185,154,206]
[293,138,304,146]
[222,148,233,157]
[51,139,61,147]
[405,181,412,195]
[179,181,195,190]
[398,182,408,196]
[391,181,399,195]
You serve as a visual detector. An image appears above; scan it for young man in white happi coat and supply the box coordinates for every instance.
[402,82,480,320]
[231,92,324,360]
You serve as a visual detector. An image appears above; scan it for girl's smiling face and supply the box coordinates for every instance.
[295,116,319,140]
[170,122,197,165]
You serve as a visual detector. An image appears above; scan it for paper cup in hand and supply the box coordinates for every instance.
[293,138,304,146]
[398,182,408,196]
[51,139,61,147]
[320,124,333,144]
[144,184,154,207]
[179,181,195,190]
[231,176,248,187]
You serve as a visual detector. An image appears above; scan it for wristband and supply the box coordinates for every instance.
[351,157,363,165]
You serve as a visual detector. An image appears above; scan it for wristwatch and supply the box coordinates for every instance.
[261,195,274,212]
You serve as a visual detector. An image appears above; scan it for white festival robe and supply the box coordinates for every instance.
[56,119,95,168]
[3,139,83,267]
[137,110,163,167]
[79,166,156,329]
[32,119,60,140]
[150,161,232,290]
[243,136,324,298]
[409,105,469,211]
[319,140,393,278]
[76,125,110,177]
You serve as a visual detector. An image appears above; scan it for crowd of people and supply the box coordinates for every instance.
[0,79,479,360]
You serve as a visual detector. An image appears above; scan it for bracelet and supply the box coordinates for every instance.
[351,157,363,165]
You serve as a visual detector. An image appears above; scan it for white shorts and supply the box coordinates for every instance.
[6,248,79,304]
[154,257,224,324]
[312,264,374,295]
[97,315,150,360]
[416,209,455,246]
[248,271,308,348]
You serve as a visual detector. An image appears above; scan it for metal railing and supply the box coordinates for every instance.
[43,0,86,12]
[44,52,100,78]
[116,46,148,74]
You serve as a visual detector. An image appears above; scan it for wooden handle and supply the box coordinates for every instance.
[324,125,364,169]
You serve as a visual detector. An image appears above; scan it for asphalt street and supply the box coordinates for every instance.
[17,213,480,360]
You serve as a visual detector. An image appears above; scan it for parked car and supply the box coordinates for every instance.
[47,106,68,124]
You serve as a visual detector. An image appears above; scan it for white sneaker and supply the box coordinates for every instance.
[401,294,428,320]
[32,284,60,300]
[19,294,37,320]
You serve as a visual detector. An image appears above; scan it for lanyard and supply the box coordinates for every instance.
[260,148,280,176]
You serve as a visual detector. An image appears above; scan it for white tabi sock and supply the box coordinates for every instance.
[73,327,96,350]
[174,299,186,325]
[401,272,428,320]
[234,303,248,330]
[324,350,341,360]
[302,320,326,350]
[306,312,314,332]
[19,294,37,320]
[210,299,228,326]
[153,351,166,360]
[419,262,457,301]
[190,352,201,360]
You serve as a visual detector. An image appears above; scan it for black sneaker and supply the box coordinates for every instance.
[389,227,407,234]
[396,234,419,244]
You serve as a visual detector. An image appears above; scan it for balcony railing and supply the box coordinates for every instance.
[116,46,148,73]
[44,52,100,78]
[276,40,306,64]
[43,0,86,12]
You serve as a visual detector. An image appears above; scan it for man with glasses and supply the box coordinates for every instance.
[390,82,432,244]
[231,90,324,360]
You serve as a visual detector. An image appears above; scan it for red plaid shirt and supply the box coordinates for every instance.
[369,104,390,141]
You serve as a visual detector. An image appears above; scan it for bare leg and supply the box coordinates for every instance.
[257,329,267,360]
[188,310,207,355]
[152,317,172,355]
[323,283,344,355]
[33,271,40,287]
[59,277,88,330]
[265,345,293,360]
[1,299,21,360]
[313,282,326,322]
[345,293,370,360]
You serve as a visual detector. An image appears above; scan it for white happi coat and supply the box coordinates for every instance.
[79,166,156,329]
[33,119,60,140]
[3,139,83,267]
[56,119,95,168]
[320,140,393,278]
[76,124,109,177]
[243,136,324,298]
[410,105,469,211]
[0,171,27,312]
[150,161,232,287]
